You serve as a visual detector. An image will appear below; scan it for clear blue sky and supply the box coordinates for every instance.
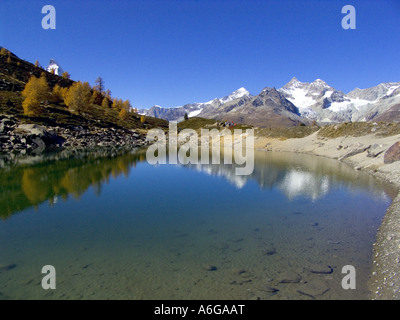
[1,0,399,108]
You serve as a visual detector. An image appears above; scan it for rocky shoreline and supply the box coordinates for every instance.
[0,114,148,158]
[254,131,400,300]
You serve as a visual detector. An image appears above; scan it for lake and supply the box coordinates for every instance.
[0,149,396,300]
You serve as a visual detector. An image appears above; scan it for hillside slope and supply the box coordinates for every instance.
[0,47,168,132]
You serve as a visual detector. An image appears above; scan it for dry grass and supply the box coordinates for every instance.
[178,117,253,132]
[255,125,320,139]
[318,122,400,138]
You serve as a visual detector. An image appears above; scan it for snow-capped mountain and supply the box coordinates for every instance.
[278,78,400,123]
[214,87,250,105]
[139,87,251,122]
[139,78,400,126]
[198,86,304,127]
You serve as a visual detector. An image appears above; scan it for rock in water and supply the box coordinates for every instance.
[278,271,302,284]
[308,264,334,274]
[0,263,17,272]
[297,279,330,299]
[202,264,217,271]
[263,286,279,294]
[384,141,400,164]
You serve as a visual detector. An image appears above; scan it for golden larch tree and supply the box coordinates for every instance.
[21,74,50,116]
[62,71,71,79]
[119,108,129,121]
[90,90,103,105]
[101,97,111,108]
[112,98,124,111]
[52,84,64,103]
[64,81,91,114]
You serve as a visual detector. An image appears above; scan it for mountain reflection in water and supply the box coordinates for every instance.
[184,151,396,201]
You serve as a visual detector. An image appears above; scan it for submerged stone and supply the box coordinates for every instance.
[0,263,17,272]
[279,271,302,284]
[203,264,217,271]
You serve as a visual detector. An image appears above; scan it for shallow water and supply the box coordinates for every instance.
[0,149,396,300]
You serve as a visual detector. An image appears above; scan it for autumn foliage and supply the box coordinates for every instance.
[64,81,91,114]
[17,64,149,128]
[21,74,50,116]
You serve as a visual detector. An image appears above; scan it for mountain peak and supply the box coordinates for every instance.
[230,87,250,98]
[283,77,303,89]
[311,78,329,88]
[219,87,250,104]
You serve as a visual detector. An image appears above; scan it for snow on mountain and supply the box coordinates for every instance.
[279,77,334,109]
[328,97,371,112]
[348,82,400,101]
[219,87,250,104]
[188,108,203,118]
[387,84,400,96]
[278,77,337,119]
[278,78,400,123]
[139,78,400,126]
[140,87,251,121]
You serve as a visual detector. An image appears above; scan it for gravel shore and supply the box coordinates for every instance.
[254,131,400,299]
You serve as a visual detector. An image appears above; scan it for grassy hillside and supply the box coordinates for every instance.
[178,117,253,131]
[0,48,168,132]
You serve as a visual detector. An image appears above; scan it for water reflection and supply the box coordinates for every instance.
[185,151,397,201]
[0,149,147,219]
[0,149,396,220]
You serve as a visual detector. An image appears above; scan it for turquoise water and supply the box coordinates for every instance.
[0,150,396,300]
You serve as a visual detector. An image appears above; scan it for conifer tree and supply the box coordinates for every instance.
[101,97,111,108]
[21,74,50,116]
[122,100,132,112]
[62,71,71,79]
[52,84,64,103]
[112,98,124,111]
[94,77,105,94]
[105,89,112,99]
[90,90,103,105]
[119,108,129,120]
[64,81,91,114]
[0,48,9,56]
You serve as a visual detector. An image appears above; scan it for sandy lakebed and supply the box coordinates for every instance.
[253,130,400,300]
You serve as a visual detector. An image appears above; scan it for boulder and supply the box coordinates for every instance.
[384,141,400,164]
[16,124,49,137]
[16,124,65,151]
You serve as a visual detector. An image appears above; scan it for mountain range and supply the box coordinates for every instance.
[139,78,400,127]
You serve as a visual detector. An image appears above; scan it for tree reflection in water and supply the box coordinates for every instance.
[0,149,147,219]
